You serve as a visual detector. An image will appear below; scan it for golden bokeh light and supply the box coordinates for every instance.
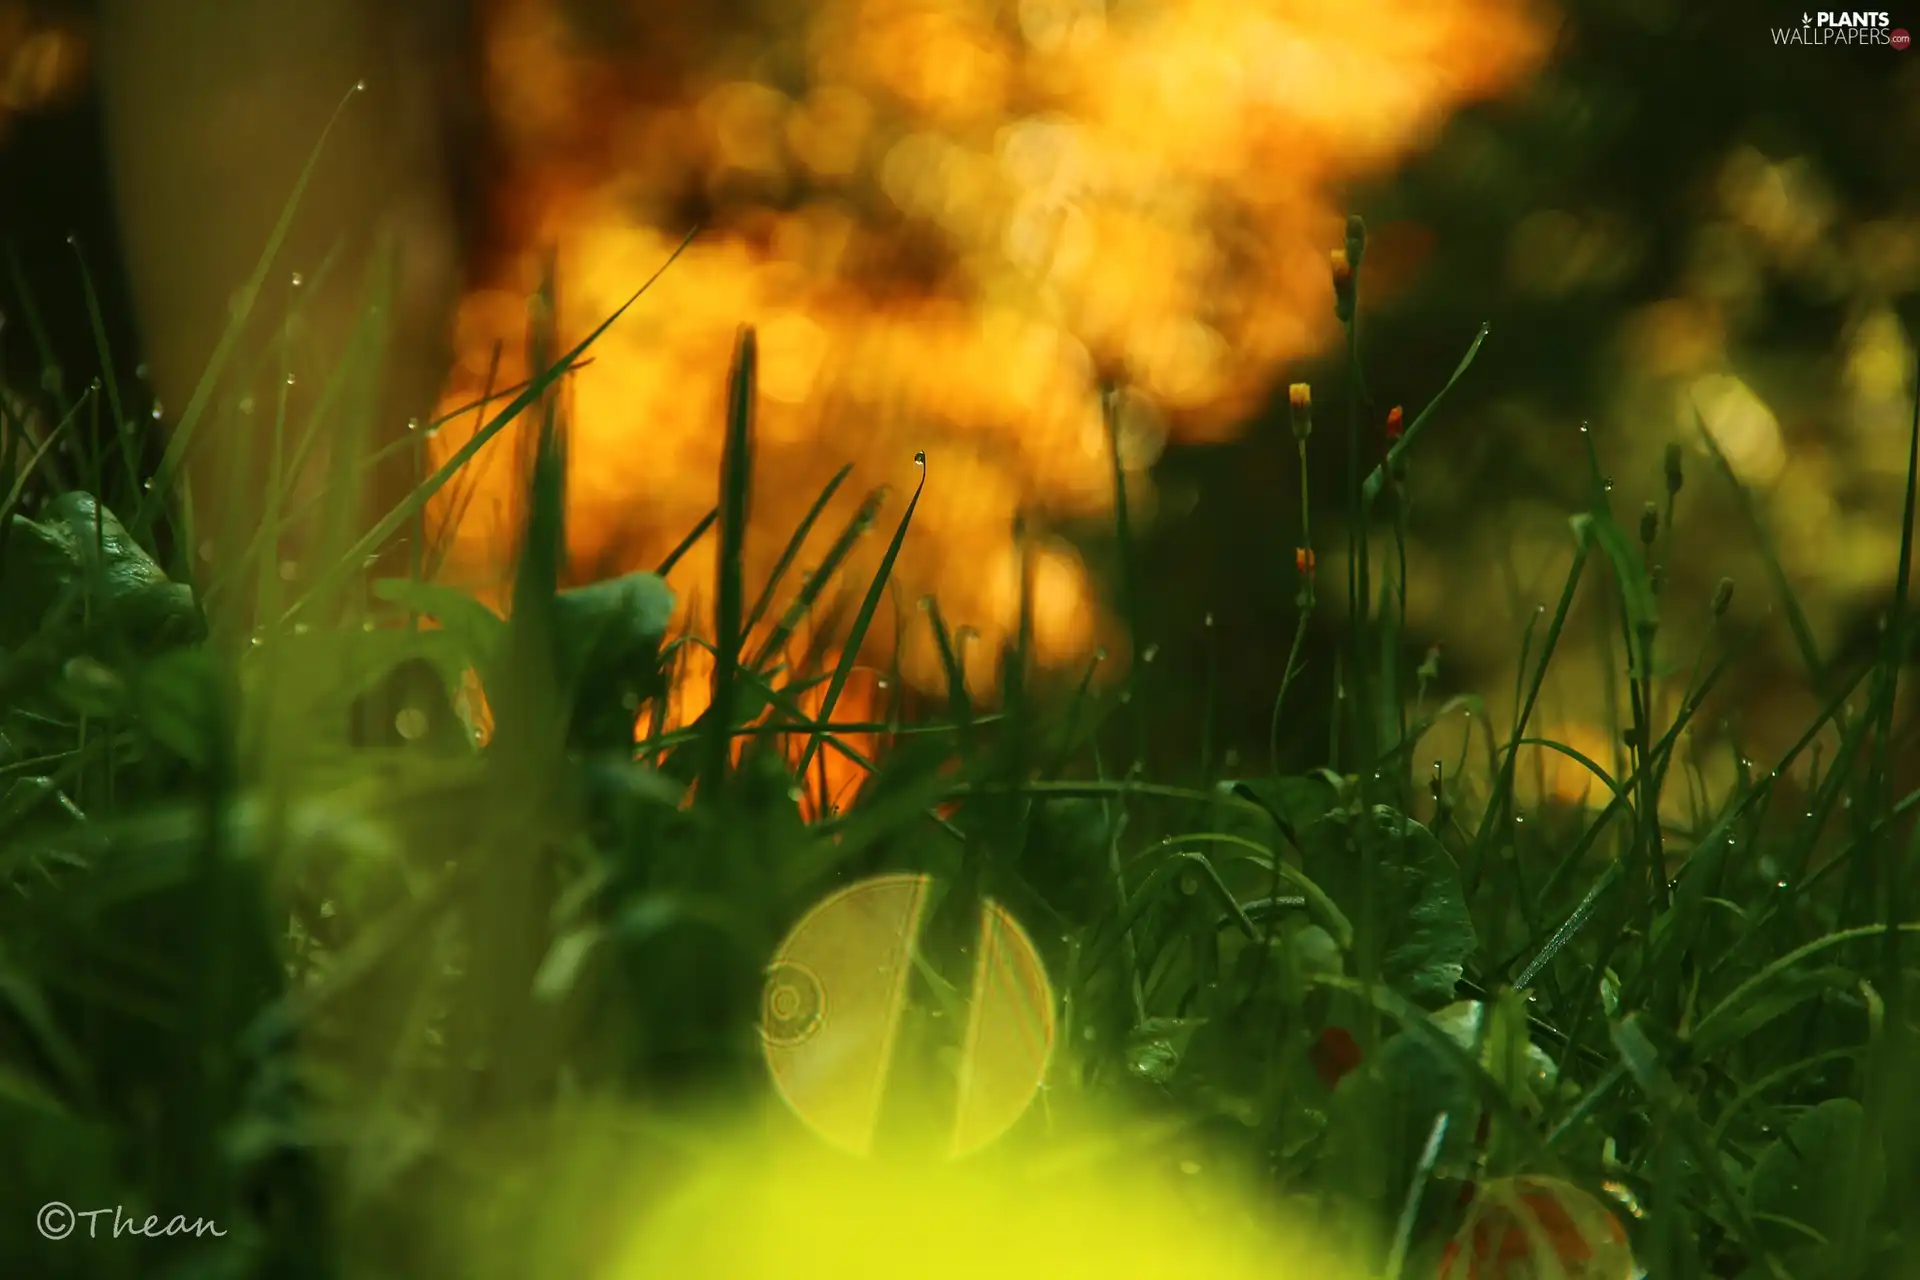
[432,0,1551,740]
[761,873,1054,1159]
[1686,372,1785,487]
[0,4,86,135]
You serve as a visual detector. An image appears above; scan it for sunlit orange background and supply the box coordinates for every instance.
[422,0,1553,806]
[0,3,85,139]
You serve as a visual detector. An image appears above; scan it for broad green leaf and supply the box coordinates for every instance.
[1747,1098,1880,1256]
[1300,805,1476,1006]
[2,491,202,650]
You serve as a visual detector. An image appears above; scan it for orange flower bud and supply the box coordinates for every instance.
[1384,404,1404,442]
[1331,247,1355,322]
[1288,382,1312,441]
[1295,546,1316,576]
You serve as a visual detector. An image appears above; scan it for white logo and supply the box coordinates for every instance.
[1775,10,1898,42]
[1804,9,1891,23]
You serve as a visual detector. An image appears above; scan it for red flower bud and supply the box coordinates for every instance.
[1309,1025,1362,1089]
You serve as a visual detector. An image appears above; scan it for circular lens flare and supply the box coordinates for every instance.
[761,872,1054,1158]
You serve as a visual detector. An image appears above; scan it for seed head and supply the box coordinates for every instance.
[1711,576,1734,617]
[1639,502,1658,547]
[1664,442,1684,496]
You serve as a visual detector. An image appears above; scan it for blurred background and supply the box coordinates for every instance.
[2,0,1917,805]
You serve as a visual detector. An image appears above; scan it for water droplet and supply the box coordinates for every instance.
[912,450,926,466]
[406,417,420,432]
[1203,612,1214,627]
[293,622,312,636]
[285,373,297,386]
[1093,647,1108,662]
[249,634,265,648]
[395,707,429,740]
[1178,1160,1202,1175]
[150,402,164,419]
[64,232,77,247]
[290,271,304,288]
[360,619,376,632]
[1579,424,1589,433]
[1141,644,1160,663]
[875,678,890,690]
[238,394,256,415]
[278,560,299,581]
[141,479,154,492]
[353,79,367,92]
[197,541,216,562]
[1776,879,1789,889]
[134,362,149,380]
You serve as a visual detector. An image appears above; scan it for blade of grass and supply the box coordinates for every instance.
[133,82,372,540]
[1694,404,1829,698]
[741,463,853,640]
[794,453,926,780]
[280,225,701,623]
[704,327,757,793]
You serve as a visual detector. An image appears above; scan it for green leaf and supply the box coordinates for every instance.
[1570,509,1659,678]
[372,577,510,670]
[553,571,677,751]
[130,646,225,769]
[552,570,676,678]
[1126,1016,1206,1086]
[1748,1098,1880,1255]
[1220,774,1341,845]
[1300,805,1476,1006]
[2,491,203,650]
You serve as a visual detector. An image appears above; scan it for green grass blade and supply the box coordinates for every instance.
[742,463,853,641]
[704,327,757,791]
[281,225,701,623]
[132,83,370,540]
[794,453,926,780]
